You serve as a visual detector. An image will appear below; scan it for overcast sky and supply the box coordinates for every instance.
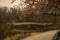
[0,0,26,7]
[0,0,29,11]
[0,0,12,6]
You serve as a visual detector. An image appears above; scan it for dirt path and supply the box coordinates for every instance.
[22,30,58,40]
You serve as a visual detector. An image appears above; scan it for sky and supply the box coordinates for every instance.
[0,0,29,11]
[0,0,25,7]
[0,0,13,7]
